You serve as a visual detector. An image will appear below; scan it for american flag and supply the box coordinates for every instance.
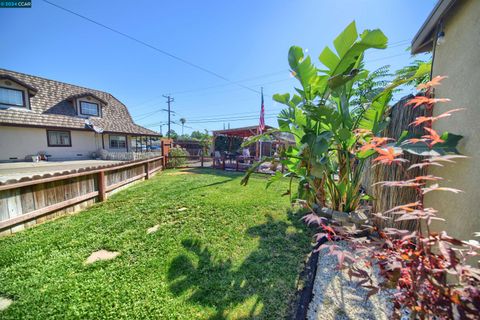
[258,88,265,134]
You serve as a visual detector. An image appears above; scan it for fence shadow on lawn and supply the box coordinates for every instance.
[167,210,312,319]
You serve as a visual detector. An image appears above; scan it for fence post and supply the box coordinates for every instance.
[201,153,204,168]
[98,171,106,202]
[145,162,150,179]
[236,156,239,171]
[222,156,226,170]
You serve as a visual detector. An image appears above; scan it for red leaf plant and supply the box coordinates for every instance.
[304,77,480,319]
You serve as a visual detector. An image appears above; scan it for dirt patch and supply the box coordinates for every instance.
[85,250,120,264]
[165,171,194,176]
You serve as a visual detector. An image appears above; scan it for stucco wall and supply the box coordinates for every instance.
[0,126,100,161]
[426,0,480,240]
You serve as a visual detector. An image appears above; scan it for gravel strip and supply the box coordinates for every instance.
[307,241,394,320]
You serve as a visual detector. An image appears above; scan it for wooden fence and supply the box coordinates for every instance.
[0,156,164,235]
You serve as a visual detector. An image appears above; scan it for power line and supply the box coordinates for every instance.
[367,52,411,63]
[133,50,414,118]
[186,112,279,123]
[130,70,290,109]
[131,76,291,114]
[169,70,290,96]
[42,0,260,95]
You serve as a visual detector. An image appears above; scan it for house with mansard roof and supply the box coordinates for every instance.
[0,69,161,162]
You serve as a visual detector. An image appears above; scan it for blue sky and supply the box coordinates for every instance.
[0,0,435,135]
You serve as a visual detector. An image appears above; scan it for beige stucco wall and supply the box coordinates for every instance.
[0,126,101,161]
[426,0,480,240]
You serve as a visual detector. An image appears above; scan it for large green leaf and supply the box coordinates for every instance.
[273,93,291,106]
[288,46,304,70]
[333,29,387,76]
[301,131,332,156]
[319,46,340,71]
[333,21,358,57]
[358,89,392,133]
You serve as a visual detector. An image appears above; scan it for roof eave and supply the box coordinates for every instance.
[0,74,38,96]
[411,0,457,54]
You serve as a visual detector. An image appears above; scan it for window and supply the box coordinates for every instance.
[109,135,127,149]
[0,87,25,108]
[47,130,71,147]
[79,101,99,116]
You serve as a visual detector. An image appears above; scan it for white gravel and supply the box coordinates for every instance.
[307,241,394,320]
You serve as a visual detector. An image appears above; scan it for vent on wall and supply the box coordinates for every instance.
[76,154,83,157]
[9,157,18,160]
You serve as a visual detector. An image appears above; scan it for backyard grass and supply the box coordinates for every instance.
[0,168,312,319]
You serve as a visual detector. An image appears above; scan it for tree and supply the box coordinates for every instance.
[190,130,212,154]
[179,118,186,135]
[191,130,209,140]
[167,129,178,140]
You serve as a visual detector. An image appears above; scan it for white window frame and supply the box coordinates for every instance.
[0,86,26,108]
[79,101,100,117]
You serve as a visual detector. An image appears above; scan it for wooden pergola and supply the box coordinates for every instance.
[212,125,274,158]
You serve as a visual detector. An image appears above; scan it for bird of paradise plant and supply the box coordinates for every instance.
[242,21,453,218]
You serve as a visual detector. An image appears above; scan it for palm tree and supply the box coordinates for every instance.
[179,118,186,135]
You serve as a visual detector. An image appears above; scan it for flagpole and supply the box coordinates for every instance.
[259,87,263,160]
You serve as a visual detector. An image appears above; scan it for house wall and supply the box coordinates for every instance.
[426,0,480,240]
[0,126,100,161]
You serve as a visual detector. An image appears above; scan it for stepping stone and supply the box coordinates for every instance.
[85,250,120,264]
[177,207,187,212]
[147,225,160,234]
[0,297,12,311]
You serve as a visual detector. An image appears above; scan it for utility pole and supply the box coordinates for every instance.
[159,124,163,135]
[162,95,174,138]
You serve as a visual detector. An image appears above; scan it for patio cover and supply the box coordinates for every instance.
[212,125,274,138]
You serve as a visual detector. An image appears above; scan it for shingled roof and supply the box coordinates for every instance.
[0,69,160,136]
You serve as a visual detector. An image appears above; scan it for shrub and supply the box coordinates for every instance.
[167,147,190,168]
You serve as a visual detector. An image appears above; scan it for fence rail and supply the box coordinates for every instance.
[0,156,164,234]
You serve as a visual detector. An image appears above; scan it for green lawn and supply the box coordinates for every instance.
[0,169,312,319]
